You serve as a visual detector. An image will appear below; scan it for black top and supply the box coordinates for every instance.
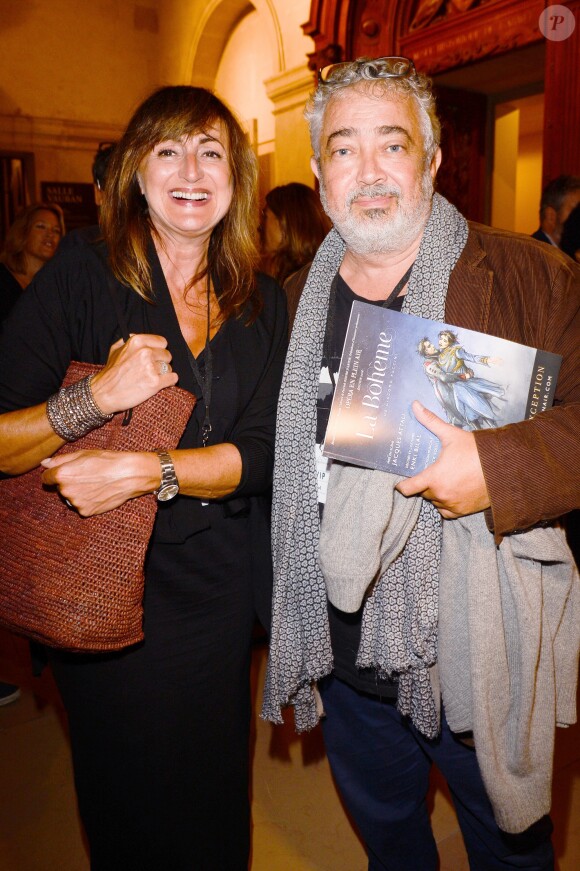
[0,237,288,628]
[318,274,402,698]
[0,263,23,324]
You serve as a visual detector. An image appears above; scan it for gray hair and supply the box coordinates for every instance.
[305,57,441,165]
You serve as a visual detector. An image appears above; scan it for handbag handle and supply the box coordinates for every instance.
[90,242,131,342]
[90,242,133,424]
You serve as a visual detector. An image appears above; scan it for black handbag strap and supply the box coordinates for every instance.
[89,241,131,342]
[89,240,133,424]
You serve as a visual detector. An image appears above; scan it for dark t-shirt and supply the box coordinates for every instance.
[317,274,402,698]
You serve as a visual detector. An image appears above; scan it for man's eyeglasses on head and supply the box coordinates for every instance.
[318,56,416,85]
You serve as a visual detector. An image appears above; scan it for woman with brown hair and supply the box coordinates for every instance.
[0,202,64,321]
[260,181,331,283]
[0,86,287,870]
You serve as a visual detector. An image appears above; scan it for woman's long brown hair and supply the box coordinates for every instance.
[263,182,330,283]
[100,86,261,322]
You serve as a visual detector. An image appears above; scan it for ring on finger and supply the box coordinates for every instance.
[159,361,170,375]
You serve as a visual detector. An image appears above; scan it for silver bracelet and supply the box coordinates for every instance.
[46,375,114,442]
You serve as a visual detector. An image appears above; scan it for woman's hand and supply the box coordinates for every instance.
[90,334,179,415]
[41,441,246,512]
[41,450,160,517]
[0,335,178,477]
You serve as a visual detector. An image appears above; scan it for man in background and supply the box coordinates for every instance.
[59,142,117,250]
[92,141,117,208]
[532,174,580,247]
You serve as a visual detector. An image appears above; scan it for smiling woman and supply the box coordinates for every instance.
[101,86,260,322]
[0,202,64,321]
[136,130,233,246]
[0,85,288,870]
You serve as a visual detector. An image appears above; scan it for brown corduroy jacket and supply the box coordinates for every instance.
[283,222,580,539]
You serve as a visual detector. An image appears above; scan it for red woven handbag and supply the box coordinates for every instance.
[0,361,196,652]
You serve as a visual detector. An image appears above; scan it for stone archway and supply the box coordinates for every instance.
[186,0,285,89]
[184,0,316,187]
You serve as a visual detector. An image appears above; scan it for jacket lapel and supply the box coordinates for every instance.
[446,224,493,334]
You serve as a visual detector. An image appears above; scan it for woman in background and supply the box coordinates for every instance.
[0,203,64,321]
[0,201,64,705]
[260,181,331,284]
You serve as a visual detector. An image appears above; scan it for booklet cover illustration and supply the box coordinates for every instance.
[322,303,562,477]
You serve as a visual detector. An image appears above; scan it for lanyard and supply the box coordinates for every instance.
[186,276,213,447]
[323,263,414,389]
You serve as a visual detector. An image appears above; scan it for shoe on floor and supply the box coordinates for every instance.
[0,682,21,706]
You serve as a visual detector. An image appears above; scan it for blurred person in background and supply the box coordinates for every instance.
[59,142,119,251]
[92,141,118,207]
[0,201,63,704]
[0,203,64,322]
[531,175,580,248]
[260,181,331,290]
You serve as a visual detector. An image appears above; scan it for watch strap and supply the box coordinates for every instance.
[155,450,179,501]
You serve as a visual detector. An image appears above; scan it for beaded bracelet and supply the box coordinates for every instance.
[46,375,114,442]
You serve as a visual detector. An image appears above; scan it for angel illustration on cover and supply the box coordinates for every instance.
[417,329,505,430]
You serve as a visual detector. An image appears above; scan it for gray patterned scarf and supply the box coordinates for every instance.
[262,193,469,735]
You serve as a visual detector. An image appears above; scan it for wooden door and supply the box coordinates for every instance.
[432,86,488,223]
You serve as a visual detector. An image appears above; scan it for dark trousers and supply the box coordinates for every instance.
[319,675,554,871]
[49,536,256,871]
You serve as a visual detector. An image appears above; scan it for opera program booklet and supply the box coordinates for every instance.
[322,303,562,477]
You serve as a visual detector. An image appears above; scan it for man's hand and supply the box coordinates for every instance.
[395,401,490,519]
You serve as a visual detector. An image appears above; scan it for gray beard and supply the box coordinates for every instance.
[319,174,434,256]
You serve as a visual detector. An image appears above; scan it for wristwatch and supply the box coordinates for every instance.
[155,451,179,502]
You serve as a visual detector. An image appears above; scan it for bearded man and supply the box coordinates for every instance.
[263,56,580,871]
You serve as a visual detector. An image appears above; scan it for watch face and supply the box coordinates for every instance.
[157,483,179,502]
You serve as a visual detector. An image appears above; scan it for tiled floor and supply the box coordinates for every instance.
[1,633,579,870]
